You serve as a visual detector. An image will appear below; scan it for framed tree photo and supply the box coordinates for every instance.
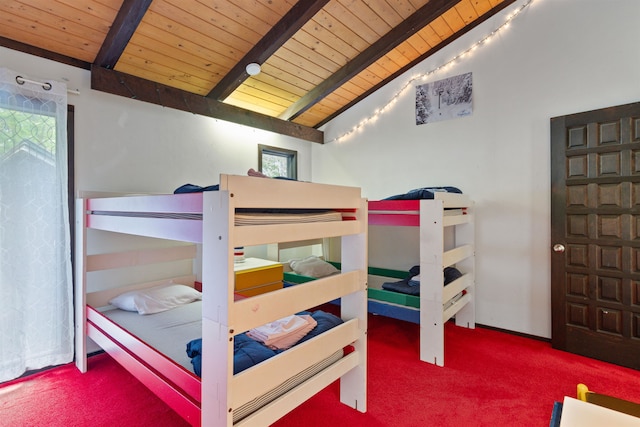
[416,72,473,125]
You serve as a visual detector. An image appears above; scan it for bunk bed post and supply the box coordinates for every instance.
[453,202,475,329]
[420,199,446,366]
[74,197,88,373]
[201,190,235,427]
[338,197,368,412]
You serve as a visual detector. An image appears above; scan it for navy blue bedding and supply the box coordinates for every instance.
[186,310,343,376]
[173,183,333,214]
[381,266,463,296]
[383,186,462,200]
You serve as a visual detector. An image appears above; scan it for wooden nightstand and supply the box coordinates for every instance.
[234,258,283,297]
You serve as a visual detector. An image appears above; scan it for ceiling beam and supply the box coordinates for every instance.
[91,66,324,144]
[313,0,517,128]
[279,0,462,121]
[94,0,153,68]
[207,0,330,101]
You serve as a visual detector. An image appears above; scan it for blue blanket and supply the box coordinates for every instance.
[186,310,343,376]
[383,186,462,200]
[381,266,463,296]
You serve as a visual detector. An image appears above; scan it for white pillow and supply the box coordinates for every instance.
[289,256,339,278]
[109,283,202,315]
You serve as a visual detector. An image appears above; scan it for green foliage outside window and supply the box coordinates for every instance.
[0,108,56,155]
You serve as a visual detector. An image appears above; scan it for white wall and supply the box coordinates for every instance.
[1,45,315,286]
[1,47,314,194]
[3,0,639,338]
[314,0,640,338]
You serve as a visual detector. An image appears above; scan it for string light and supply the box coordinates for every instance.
[326,0,536,144]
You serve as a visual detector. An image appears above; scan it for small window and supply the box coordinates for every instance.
[258,144,297,179]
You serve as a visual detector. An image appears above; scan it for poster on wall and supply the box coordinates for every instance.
[415,72,473,125]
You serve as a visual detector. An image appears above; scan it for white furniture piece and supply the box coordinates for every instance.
[75,174,368,426]
[367,192,475,366]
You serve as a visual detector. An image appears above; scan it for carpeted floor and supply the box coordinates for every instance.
[2,313,639,426]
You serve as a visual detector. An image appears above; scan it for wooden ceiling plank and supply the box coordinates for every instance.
[279,0,461,121]
[455,0,480,24]
[416,24,444,46]
[11,0,115,36]
[395,40,422,62]
[0,11,99,62]
[383,50,413,70]
[310,11,368,54]
[273,45,333,81]
[0,34,91,69]
[132,27,231,80]
[125,32,229,77]
[94,0,153,68]
[252,70,308,97]
[251,0,298,16]
[315,0,515,128]
[259,62,318,92]
[207,0,330,101]
[168,0,265,44]
[429,16,455,39]
[321,3,378,46]
[196,0,287,38]
[361,62,391,83]
[267,55,326,88]
[405,32,433,53]
[334,0,392,39]
[150,1,252,53]
[293,110,326,128]
[304,17,361,59]
[470,0,493,16]
[279,38,339,75]
[90,66,324,143]
[229,86,291,110]
[294,28,350,68]
[364,0,405,28]
[237,77,299,101]
[115,58,212,94]
[224,96,285,117]
[441,6,467,31]
[55,0,123,22]
[386,0,426,20]
[141,10,241,65]
[117,37,225,88]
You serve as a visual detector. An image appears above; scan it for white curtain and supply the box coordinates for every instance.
[0,68,73,382]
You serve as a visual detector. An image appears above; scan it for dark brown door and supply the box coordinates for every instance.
[551,102,640,370]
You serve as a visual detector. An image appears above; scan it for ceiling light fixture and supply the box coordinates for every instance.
[246,63,261,76]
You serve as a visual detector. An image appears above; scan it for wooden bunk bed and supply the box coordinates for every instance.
[278,192,474,366]
[74,174,368,426]
[367,192,475,366]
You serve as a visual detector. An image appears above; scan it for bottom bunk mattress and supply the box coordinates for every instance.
[95,301,347,423]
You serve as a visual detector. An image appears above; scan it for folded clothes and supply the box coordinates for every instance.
[247,314,317,350]
[186,310,344,376]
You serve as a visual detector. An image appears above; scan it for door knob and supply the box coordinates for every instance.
[553,244,565,253]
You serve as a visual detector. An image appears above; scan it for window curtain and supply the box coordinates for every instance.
[0,68,73,382]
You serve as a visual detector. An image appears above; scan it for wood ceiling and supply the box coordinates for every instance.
[0,0,514,143]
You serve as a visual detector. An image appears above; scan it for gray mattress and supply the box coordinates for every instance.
[101,301,202,372]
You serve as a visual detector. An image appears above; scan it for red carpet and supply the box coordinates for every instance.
[2,313,639,426]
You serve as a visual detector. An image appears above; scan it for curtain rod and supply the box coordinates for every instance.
[15,75,80,95]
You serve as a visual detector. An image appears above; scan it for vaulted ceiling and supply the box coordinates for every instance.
[0,0,514,142]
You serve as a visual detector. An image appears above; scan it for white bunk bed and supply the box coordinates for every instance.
[367,192,475,366]
[74,174,368,426]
